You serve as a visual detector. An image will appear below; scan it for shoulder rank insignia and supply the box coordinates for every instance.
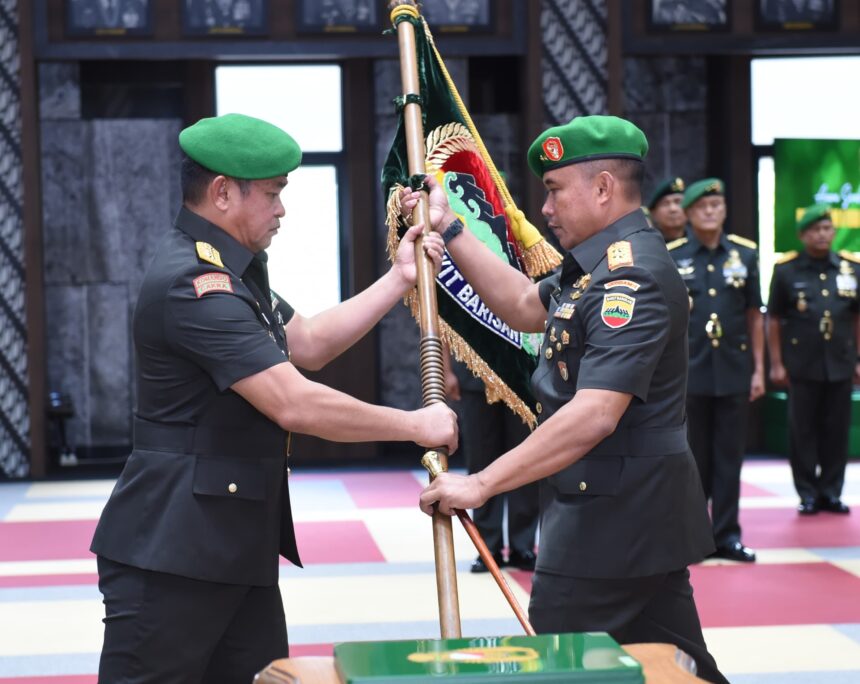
[728,234,757,250]
[775,250,799,265]
[196,241,224,268]
[838,250,860,264]
[666,237,688,251]
[193,272,233,298]
[607,241,634,271]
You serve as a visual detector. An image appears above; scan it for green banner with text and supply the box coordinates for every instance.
[774,138,860,252]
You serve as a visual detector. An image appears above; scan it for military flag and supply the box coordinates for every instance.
[382,14,561,428]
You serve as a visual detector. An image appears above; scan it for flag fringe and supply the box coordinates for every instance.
[384,196,536,429]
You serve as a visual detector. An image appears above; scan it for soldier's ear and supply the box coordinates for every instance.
[209,175,231,211]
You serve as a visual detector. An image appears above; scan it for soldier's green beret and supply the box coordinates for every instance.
[796,203,832,232]
[682,177,724,209]
[527,115,648,178]
[179,113,302,179]
[647,177,686,209]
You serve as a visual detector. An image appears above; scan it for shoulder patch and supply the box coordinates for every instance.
[601,293,636,328]
[666,237,688,251]
[839,250,860,264]
[607,241,634,271]
[604,279,641,292]
[196,241,224,268]
[728,234,757,250]
[775,250,799,265]
[193,272,233,298]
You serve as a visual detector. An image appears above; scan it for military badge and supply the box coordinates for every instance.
[722,249,748,288]
[676,258,695,280]
[837,261,857,296]
[607,241,634,271]
[561,329,570,346]
[796,292,808,312]
[541,136,564,162]
[558,361,569,381]
[604,279,640,291]
[573,274,592,290]
[549,326,557,343]
[193,272,233,297]
[196,241,224,268]
[554,302,576,319]
[601,293,635,328]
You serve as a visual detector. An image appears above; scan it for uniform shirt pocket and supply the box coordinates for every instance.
[193,457,266,501]
[549,455,623,500]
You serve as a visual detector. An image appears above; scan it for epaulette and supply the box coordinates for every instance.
[839,250,860,264]
[666,237,688,251]
[728,234,757,249]
[196,241,224,268]
[775,250,798,265]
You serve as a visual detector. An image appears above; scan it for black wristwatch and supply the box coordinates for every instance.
[442,218,464,244]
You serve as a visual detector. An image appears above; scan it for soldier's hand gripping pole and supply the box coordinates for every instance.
[422,451,537,637]
[390,0,461,639]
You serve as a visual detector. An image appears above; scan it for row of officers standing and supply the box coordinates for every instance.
[647,177,856,562]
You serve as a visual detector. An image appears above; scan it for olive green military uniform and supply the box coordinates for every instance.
[528,209,723,683]
[769,249,860,505]
[91,114,303,684]
[668,231,761,550]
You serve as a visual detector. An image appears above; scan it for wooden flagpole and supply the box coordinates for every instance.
[389,0,461,639]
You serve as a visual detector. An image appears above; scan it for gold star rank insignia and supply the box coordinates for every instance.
[196,241,224,268]
[607,241,634,271]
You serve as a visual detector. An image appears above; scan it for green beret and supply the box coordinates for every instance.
[647,177,686,209]
[682,177,724,209]
[179,113,302,179]
[527,115,648,178]
[796,203,832,232]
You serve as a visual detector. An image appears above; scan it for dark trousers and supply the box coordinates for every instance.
[458,389,538,554]
[529,568,727,684]
[686,393,748,547]
[97,557,288,684]
[788,377,852,502]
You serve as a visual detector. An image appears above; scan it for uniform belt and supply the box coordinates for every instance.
[588,423,688,457]
[133,418,268,457]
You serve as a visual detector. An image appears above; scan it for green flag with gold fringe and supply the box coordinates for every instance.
[382,14,561,428]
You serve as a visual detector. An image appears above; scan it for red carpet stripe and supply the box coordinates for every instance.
[740,507,860,548]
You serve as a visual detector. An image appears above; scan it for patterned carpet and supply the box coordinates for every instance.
[0,460,859,683]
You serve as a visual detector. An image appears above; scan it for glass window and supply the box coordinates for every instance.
[215,65,343,316]
[215,65,343,152]
[751,57,860,146]
[751,56,860,301]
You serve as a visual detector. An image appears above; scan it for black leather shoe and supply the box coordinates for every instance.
[710,541,756,562]
[818,497,850,514]
[798,498,819,515]
[507,549,537,571]
[470,552,505,573]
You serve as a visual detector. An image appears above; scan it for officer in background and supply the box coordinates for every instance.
[90,113,457,683]
[411,116,726,683]
[443,354,538,572]
[646,176,687,242]
[668,178,764,563]
[767,203,858,515]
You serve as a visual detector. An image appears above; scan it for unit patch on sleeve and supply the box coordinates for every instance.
[196,241,224,268]
[607,241,634,271]
[604,279,640,291]
[601,293,636,328]
[193,272,233,298]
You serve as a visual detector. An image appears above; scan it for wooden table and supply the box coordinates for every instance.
[255,643,707,683]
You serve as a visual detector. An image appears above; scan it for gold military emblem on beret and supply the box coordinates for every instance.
[672,178,685,192]
[541,136,564,162]
[196,241,224,268]
[607,241,634,271]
